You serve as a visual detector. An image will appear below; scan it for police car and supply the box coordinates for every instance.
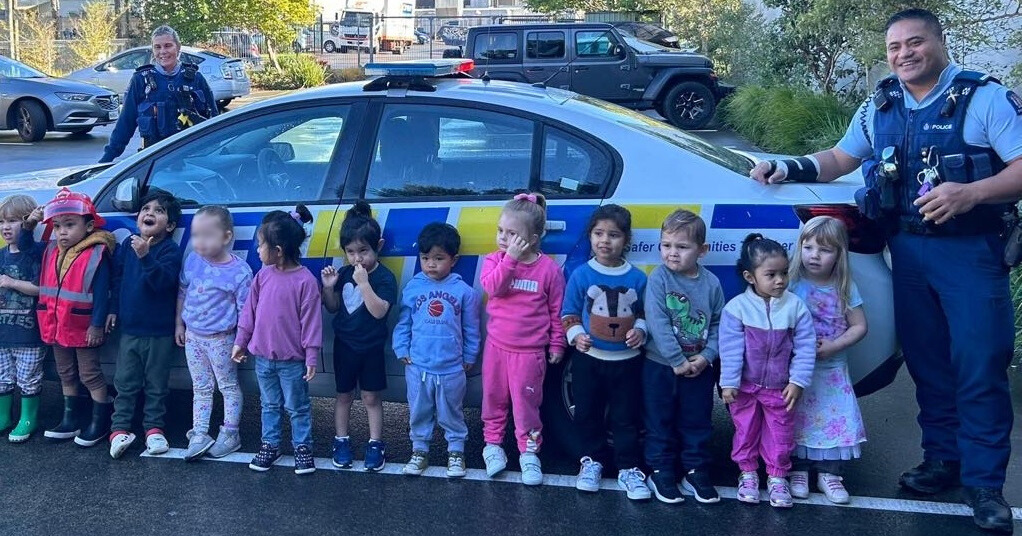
[1,60,897,451]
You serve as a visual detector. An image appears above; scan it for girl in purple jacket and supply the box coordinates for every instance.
[719,234,816,509]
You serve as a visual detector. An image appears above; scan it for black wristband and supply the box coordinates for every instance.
[781,157,819,183]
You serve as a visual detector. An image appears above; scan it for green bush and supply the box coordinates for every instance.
[252,53,326,90]
[720,85,855,155]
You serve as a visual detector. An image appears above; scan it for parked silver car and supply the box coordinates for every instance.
[67,46,251,109]
[0,55,120,142]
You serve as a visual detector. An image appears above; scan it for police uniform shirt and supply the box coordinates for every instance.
[837,63,1022,165]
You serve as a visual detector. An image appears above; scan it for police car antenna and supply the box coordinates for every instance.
[533,26,614,89]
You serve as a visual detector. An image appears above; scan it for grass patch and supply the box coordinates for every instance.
[252,53,327,90]
[720,85,855,155]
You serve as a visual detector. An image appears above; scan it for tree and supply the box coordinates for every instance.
[68,1,119,70]
[139,0,228,44]
[16,10,58,74]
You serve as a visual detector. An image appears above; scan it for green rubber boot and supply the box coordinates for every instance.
[9,394,40,443]
[0,393,12,432]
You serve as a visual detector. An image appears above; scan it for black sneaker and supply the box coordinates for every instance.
[964,487,1014,534]
[899,459,960,495]
[249,442,281,472]
[294,444,316,475]
[646,470,684,504]
[682,468,720,504]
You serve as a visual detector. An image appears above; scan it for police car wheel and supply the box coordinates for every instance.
[15,100,47,142]
[664,81,716,130]
[541,354,583,458]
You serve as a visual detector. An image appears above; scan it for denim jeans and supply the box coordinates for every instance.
[255,357,312,449]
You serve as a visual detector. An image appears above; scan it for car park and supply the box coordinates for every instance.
[0,60,897,453]
[0,55,120,142]
[66,46,251,109]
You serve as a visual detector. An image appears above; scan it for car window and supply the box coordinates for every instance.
[181,52,206,65]
[106,50,149,71]
[526,31,565,59]
[145,105,352,206]
[365,104,534,199]
[0,56,46,78]
[539,127,612,197]
[473,32,519,62]
[575,30,618,57]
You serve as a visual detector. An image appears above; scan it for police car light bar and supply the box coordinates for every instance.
[363,59,475,78]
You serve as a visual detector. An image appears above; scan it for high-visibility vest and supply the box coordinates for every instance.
[36,241,108,348]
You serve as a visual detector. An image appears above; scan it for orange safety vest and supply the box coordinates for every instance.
[36,241,108,348]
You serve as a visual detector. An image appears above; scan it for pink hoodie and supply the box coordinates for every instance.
[479,251,567,355]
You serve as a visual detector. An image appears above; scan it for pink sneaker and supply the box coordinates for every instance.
[737,471,760,504]
[768,477,793,508]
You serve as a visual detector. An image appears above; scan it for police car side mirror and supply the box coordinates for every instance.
[112,177,139,212]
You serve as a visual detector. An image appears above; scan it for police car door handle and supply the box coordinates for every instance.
[546,220,567,232]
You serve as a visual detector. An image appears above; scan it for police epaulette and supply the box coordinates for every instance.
[954,70,999,86]
[135,64,155,73]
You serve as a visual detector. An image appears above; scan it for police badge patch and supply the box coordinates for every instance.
[1008,91,1022,115]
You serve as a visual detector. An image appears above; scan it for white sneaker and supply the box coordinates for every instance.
[483,443,507,477]
[575,456,603,492]
[109,432,136,459]
[818,473,850,504]
[402,451,428,476]
[618,468,652,501]
[789,470,810,499]
[146,432,169,455]
[519,453,543,486]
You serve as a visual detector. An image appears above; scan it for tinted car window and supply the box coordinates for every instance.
[540,127,612,196]
[146,106,352,206]
[107,50,149,71]
[575,30,617,57]
[526,31,565,59]
[366,104,534,199]
[181,52,206,65]
[473,32,519,62]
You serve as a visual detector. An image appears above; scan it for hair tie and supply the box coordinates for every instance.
[514,193,537,203]
[289,210,302,223]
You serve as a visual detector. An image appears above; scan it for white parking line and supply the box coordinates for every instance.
[143,448,1022,520]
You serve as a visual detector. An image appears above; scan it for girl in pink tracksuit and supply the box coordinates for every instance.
[479,192,566,486]
[719,233,816,509]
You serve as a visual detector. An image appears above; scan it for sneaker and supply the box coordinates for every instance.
[332,436,353,469]
[575,456,603,492]
[519,452,543,486]
[249,442,281,471]
[818,473,850,504]
[737,471,760,504]
[403,451,429,476]
[294,445,316,475]
[483,443,507,477]
[447,452,467,478]
[647,470,684,504]
[109,431,136,459]
[964,487,1014,534]
[768,477,793,508]
[145,429,170,455]
[618,468,651,501]
[682,468,720,504]
[364,439,386,472]
[789,470,810,499]
[208,427,241,458]
[183,430,215,462]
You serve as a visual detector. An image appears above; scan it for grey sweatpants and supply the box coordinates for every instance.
[405,363,468,453]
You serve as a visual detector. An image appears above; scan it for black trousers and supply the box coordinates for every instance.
[572,351,643,471]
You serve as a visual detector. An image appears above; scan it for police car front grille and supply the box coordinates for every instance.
[94,96,119,111]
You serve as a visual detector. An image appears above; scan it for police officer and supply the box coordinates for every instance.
[100,25,218,163]
[750,9,1022,534]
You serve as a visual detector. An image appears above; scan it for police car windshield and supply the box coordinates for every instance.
[0,56,47,78]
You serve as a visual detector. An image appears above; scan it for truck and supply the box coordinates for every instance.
[322,0,416,54]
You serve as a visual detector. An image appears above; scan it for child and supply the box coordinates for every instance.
[561,204,650,500]
[479,192,566,486]
[0,195,45,443]
[109,190,184,459]
[642,209,725,504]
[320,202,397,472]
[788,216,867,504]
[175,206,253,461]
[234,206,322,475]
[719,233,815,508]
[23,188,116,447]
[393,222,481,478]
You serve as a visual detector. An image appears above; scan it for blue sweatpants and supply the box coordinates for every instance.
[405,364,468,453]
[888,232,1014,489]
[642,358,716,476]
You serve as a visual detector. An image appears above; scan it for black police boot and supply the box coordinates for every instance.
[898,459,960,494]
[43,396,81,440]
[964,487,1014,534]
[74,399,112,448]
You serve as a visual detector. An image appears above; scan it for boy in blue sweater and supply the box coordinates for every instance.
[108,190,184,459]
[393,222,481,478]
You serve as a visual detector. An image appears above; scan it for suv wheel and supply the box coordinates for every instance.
[323,41,337,53]
[540,354,582,458]
[663,81,715,130]
[15,100,47,142]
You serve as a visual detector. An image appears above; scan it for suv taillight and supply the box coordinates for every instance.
[793,204,887,255]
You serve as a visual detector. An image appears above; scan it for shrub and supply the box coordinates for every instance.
[328,66,366,84]
[720,85,855,155]
[252,53,326,90]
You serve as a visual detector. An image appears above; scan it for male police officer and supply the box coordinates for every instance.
[751,8,1022,534]
[100,25,218,163]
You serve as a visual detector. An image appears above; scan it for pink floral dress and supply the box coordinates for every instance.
[790,280,867,461]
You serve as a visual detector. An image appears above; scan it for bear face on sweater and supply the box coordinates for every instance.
[586,284,638,342]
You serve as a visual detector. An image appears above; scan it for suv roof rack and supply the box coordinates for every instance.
[362,59,475,92]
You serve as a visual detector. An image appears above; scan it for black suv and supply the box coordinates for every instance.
[454,23,733,130]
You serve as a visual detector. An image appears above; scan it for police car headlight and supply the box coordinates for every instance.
[55,92,92,102]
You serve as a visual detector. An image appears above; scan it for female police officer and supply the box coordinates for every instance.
[100,25,218,163]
